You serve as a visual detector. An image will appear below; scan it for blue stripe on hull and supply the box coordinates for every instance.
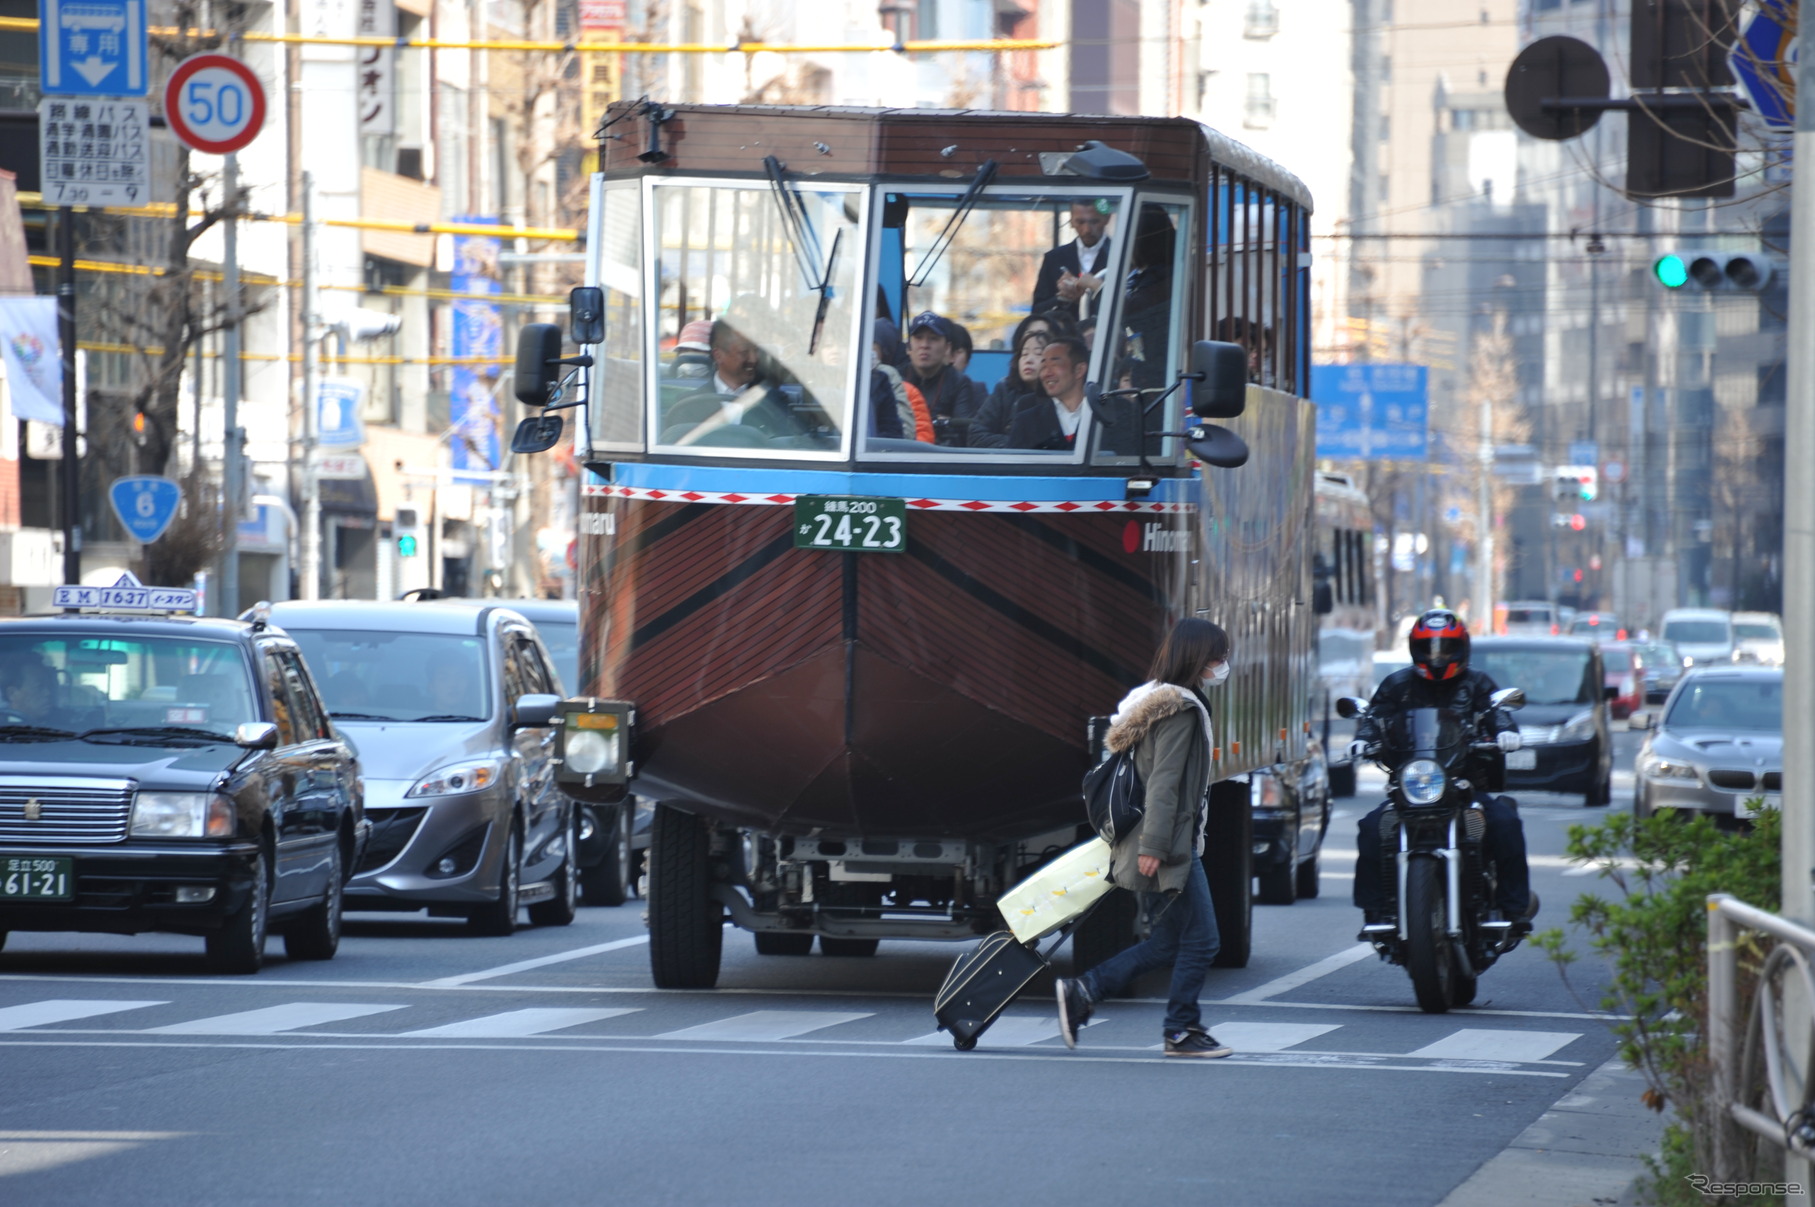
[593,461,1197,505]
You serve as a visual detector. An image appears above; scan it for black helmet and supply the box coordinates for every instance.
[1409,609,1470,682]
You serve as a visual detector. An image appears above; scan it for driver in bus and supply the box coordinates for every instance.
[664,320,804,442]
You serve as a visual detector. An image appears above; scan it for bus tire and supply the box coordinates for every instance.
[1205,780,1252,968]
[648,803,723,989]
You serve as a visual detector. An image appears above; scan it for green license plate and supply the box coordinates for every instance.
[0,856,72,901]
[793,496,907,553]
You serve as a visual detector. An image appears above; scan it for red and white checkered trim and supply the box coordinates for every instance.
[583,484,1191,513]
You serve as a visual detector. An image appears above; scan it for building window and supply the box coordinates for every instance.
[1244,0,1279,38]
[1244,73,1275,128]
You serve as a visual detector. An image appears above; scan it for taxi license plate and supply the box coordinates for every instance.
[1,857,72,901]
[1505,749,1537,770]
[793,496,907,553]
[1737,793,1782,820]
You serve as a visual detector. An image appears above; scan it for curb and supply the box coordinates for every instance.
[1438,1055,1664,1207]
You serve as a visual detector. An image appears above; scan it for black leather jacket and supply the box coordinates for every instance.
[1356,666,1518,752]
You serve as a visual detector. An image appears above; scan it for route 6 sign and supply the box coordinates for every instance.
[107,475,181,543]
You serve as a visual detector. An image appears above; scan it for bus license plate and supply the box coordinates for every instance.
[793,496,907,553]
[1,857,72,901]
[1505,749,1537,770]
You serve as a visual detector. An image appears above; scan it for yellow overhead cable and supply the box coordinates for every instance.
[27,253,569,305]
[0,17,1055,54]
[18,193,582,242]
[78,339,511,365]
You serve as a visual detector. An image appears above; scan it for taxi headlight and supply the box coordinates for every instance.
[406,762,499,798]
[1399,758,1447,806]
[131,791,234,838]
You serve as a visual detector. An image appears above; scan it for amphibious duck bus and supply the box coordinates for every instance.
[514,102,1324,988]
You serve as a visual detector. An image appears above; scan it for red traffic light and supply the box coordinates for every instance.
[1569,513,1586,531]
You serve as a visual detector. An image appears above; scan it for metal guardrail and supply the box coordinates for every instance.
[1709,892,1815,1178]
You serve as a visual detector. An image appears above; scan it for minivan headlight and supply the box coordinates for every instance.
[1399,758,1447,806]
[131,791,234,838]
[407,762,500,798]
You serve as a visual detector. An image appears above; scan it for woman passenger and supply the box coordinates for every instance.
[970,311,1078,448]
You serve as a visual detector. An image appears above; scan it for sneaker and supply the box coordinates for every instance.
[1164,1028,1233,1058]
[1055,978,1093,1049]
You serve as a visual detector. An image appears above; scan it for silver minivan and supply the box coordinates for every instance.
[1660,607,1736,669]
[269,600,576,934]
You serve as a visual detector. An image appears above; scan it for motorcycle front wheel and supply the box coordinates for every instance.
[1404,856,1455,1014]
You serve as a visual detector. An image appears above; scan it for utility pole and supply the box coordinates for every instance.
[1477,380,1495,630]
[299,171,322,600]
[218,153,243,613]
[56,206,78,584]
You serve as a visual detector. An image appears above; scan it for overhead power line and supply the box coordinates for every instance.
[16,193,582,243]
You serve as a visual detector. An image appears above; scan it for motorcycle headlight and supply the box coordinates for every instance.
[406,761,500,798]
[131,791,235,838]
[1561,710,1597,742]
[1398,758,1447,806]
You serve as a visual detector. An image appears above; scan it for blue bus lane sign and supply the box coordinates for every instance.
[38,0,148,97]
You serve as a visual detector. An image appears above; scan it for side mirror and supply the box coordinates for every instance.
[235,721,279,750]
[1630,711,1654,730]
[1312,581,1334,615]
[1187,340,1248,419]
[570,286,605,345]
[1335,696,1367,719]
[511,412,564,454]
[1490,687,1526,711]
[1186,423,1250,469]
[513,693,560,729]
[514,323,563,406]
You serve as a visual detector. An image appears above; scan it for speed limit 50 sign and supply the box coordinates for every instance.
[163,53,266,154]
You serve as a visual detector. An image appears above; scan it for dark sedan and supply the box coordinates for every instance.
[1471,637,1615,806]
[0,605,364,973]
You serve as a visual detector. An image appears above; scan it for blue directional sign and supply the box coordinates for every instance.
[108,475,181,543]
[1732,0,1794,130]
[1311,363,1429,461]
[316,377,367,448]
[38,0,148,97]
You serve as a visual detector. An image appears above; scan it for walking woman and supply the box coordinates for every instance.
[1056,617,1233,1057]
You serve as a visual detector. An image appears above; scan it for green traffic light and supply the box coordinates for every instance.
[398,534,419,557]
[1654,254,1689,289]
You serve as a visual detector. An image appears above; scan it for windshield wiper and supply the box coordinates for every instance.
[0,724,77,741]
[328,712,392,721]
[80,726,232,744]
[906,160,1000,288]
[408,714,485,723]
[764,156,845,356]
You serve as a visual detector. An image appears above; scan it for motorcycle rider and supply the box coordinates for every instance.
[1350,609,1538,934]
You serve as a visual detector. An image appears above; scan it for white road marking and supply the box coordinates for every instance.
[1204,1021,1340,1052]
[652,1010,872,1042]
[418,934,651,987]
[147,1003,408,1035]
[398,1007,640,1038]
[1409,1029,1581,1063]
[905,1016,1058,1047]
[1217,944,1376,1005]
[0,1000,167,1030]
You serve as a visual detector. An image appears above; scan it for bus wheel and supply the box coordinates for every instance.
[649,803,723,989]
[1205,780,1252,968]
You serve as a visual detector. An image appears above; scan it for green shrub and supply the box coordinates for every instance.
[1531,807,1781,1207]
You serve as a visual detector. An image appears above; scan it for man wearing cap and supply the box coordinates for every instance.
[666,319,715,380]
[903,311,985,446]
[1033,201,1115,323]
[663,319,802,442]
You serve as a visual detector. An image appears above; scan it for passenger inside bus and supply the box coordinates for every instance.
[1031,200,1115,323]
[665,320,714,381]
[871,319,934,442]
[901,311,985,445]
[970,311,1077,448]
[661,320,805,444]
[1117,204,1178,392]
[996,335,1121,452]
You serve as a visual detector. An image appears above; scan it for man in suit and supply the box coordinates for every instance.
[1032,201,1114,322]
[1002,335,1142,455]
[663,320,802,443]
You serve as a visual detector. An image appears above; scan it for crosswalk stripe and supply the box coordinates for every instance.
[398,1008,640,1038]
[904,1016,1059,1047]
[1408,1029,1581,1063]
[652,1010,873,1042]
[0,1000,168,1031]
[146,1003,408,1035]
[1204,1021,1340,1052]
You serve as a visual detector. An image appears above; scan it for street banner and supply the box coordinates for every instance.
[450,221,502,473]
[0,297,62,425]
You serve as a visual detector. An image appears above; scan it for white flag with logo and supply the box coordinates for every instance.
[0,298,61,425]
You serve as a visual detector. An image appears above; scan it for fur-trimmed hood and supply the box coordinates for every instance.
[1104,681,1212,754]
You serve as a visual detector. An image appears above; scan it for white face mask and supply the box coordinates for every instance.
[1202,661,1231,688]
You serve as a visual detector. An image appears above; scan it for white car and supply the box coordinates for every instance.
[1660,607,1736,668]
[1731,612,1784,667]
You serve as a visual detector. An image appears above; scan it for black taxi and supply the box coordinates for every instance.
[0,582,365,973]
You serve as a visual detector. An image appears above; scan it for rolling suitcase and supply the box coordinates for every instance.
[932,905,1100,1051]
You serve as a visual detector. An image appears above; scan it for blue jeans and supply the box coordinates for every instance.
[1078,858,1220,1034]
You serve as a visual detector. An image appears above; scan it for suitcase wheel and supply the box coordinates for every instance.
[953,1035,977,1051]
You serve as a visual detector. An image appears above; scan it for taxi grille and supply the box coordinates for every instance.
[0,778,135,843]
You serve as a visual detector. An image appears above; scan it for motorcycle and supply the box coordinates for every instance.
[1335,688,1527,1014]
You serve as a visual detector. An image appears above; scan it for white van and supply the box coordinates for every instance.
[1659,608,1736,667]
[1731,611,1784,666]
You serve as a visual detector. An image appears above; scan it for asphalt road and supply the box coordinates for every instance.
[0,732,1647,1207]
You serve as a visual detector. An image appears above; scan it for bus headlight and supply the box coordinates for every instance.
[556,698,635,789]
[1399,759,1447,806]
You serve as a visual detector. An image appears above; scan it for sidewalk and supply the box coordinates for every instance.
[1438,1056,1664,1207]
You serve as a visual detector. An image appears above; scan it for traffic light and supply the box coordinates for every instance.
[1652,251,1782,291]
[395,506,422,558]
[1553,466,1598,502]
[1550,513,1588,530]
